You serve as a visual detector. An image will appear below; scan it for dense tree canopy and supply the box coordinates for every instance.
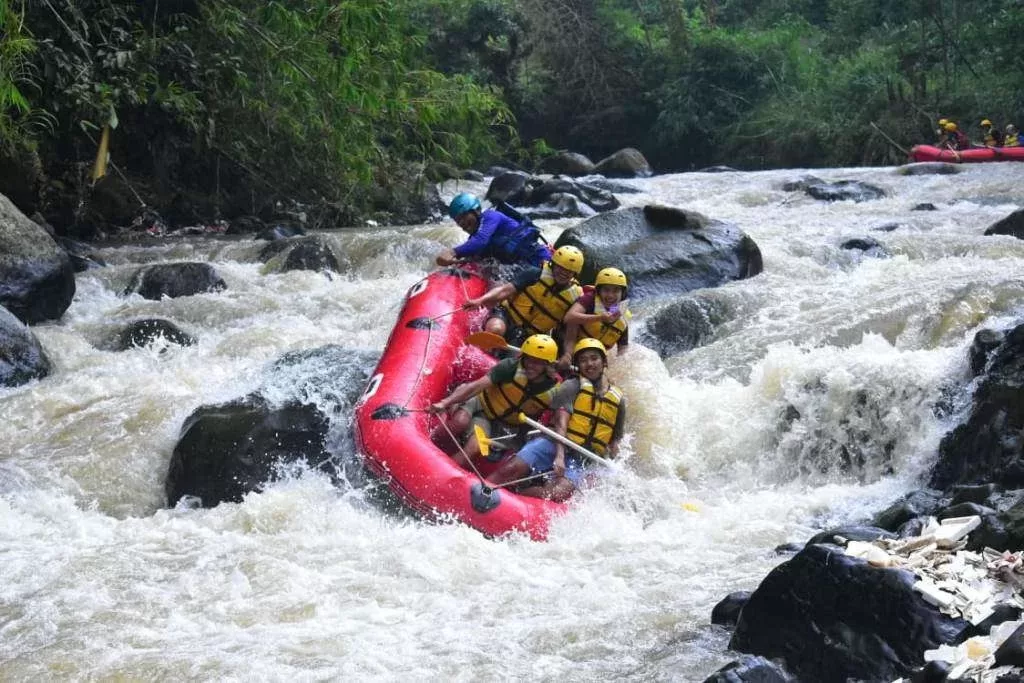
[1,0,1022,230]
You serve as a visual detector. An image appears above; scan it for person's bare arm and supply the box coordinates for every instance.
[464,282,516,309]
[429,375,492,412]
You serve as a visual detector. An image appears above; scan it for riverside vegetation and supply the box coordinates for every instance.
[3,0,1024,234]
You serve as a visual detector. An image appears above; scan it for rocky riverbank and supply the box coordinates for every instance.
[706,303,1024,682]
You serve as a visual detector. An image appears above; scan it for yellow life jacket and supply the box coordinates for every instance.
[1006,133,1020,147]
[479,364,558,426]
[582,297,631,349]
[984,130,998,147]
[565,377,623,456]
[502,263,582,335]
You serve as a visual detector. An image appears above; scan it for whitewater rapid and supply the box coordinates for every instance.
[3,163,1024,680]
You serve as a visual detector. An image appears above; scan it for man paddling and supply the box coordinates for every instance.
[428,334,561,470]
[487,338,627,502]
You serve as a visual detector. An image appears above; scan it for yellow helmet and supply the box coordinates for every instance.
[594,267,628,290]
[573,337,607,361]
[938,118,949,127]
[551,245,584,274]
[981,119,992,127]
[944,122,958,132]
[520,334,558,363]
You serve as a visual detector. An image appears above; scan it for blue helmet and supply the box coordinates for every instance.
[448,193,481,219]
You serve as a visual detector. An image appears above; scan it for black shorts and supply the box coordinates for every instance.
[486,307,529,347]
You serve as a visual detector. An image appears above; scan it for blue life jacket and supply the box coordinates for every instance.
[482,204,545,265]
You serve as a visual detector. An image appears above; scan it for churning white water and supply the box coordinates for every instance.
[3,163,1024,680]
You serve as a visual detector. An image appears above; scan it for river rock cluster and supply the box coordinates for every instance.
[707,313,1024,682]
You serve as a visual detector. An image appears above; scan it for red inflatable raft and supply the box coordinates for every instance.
[353,266,567,540]
[909,144,1024,163]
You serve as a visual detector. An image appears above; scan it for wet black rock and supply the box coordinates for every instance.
[0,303,51,387]
[125,262,226,300]
[780,175,823,192]
[840,236,889,257]
[873,490,947,531]
[805,180,887,203]
[937,501,995,520]
[259,235,347,274]
[165,395,331,507]
[872,222,902,232]
[984,208,1024,240]
[774,542,804,555]
[702,655,794,682]
[115,318,196,350]
[639,295,725,357]
[554,205,763,298]
[930,322,1024,491]
[908,660,952,683]
[485,172,620,219]
[57,236,106,272]
[970,328,1006,377]
[996,623,1024,667]
[712,591,751,627]
[699,166,740,173]
[912,203,939,211]
[730,544,969,682]
[806,525,896,546]
[0,192,76,324]
[950,484,998,507]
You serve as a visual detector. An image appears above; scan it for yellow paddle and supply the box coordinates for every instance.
[465,331,521,353]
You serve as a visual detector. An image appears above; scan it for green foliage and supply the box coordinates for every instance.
[0,0,48,152]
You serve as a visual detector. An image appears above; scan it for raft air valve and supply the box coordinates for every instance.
[470,482,501,513]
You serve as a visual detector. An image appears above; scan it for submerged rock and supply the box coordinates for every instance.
[805,180,887,203]
[703,655,794,682]
[114,318,196,350]
[554,205,763,299]
[125,262,226,300]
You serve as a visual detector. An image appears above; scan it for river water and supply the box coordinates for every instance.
[3,164,1024,680]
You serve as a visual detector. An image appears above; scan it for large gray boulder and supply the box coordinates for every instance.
[0,192,75,323]
[554,205,763,299]
[0,303,51,387]
[593,147,653,178]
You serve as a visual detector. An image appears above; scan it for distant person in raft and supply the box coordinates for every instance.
[563,267,631,356]
[942,122,969,151]
[980,119,1004,148]
[435,192,550,270]
[428,334,561,470]
[1005,125,1020,148]
[487,338,627,502]
[462,245,585,369]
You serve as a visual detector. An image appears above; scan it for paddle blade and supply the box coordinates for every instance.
[465,331,510,352]
[473,424,490,458]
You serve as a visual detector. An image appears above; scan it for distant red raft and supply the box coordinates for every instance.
[353,266,567,540]
[910,144,1024,163]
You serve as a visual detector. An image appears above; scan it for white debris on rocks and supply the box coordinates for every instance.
[838,515,1024,683]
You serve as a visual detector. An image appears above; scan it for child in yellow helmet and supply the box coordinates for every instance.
[564,266,631,355]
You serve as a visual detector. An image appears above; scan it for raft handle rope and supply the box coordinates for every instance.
[436,416,489,484]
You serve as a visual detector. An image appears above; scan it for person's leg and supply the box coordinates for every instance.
[518,453,584,501]
[430,402,472,453]
[489,437,554,485]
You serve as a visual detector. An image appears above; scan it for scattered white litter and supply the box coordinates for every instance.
[834,515,1024,683]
